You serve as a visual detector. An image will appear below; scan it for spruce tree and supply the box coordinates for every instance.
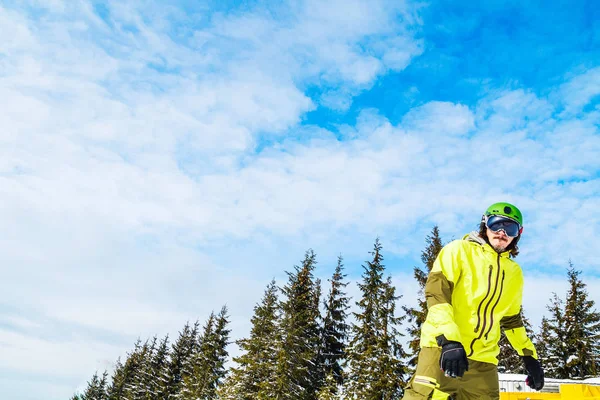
[374,275,410,397]
[563,264,600,378]
[107,357,128,400]
[542,293,569,378]
[108,340,147,400]
[97,370,109,400]
[402,227,443,371]
[320,256,351,391]
[212,307,232,394]
[148,335,171,399]
[535,316,554,376]
[128,335,170,400]
[316,372,340,400]
[184,306,230,399]
[219,280,280,399]
[130,337,157,400]
[81,371,109,400]
[312,277,323,391]
[271,249,322,399]
[345,239,409,399]
[497,307,534,373]
[181,316,214,400]
[161,321,200,399]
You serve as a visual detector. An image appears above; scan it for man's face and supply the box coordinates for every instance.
[486,227,515,253]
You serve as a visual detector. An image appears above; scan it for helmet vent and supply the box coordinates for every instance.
[504,206,512,214]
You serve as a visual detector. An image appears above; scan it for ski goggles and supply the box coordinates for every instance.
[485,215,522,237]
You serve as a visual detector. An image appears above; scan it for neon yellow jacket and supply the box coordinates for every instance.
[420,232,538,365]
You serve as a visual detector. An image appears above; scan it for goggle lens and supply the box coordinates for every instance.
[485,215,521,237]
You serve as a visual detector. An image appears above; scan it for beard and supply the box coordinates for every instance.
[491,243,507,253]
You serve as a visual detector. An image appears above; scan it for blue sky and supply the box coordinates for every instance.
[1,1,599,399]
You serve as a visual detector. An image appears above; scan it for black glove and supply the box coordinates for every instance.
[437,336,469,378]
[523,355,544,390]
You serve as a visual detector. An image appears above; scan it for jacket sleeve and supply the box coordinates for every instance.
[500,276,538,359]
[424,241,463,343]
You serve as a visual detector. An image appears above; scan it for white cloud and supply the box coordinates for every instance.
[0,328,122,381]
[402,101,476,136]
[319,89,355,111]
[204,0,423,88]
[0,2,424,397]
[1,1,599,399]
[558,66,600,115]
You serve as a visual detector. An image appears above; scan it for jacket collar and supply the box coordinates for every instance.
[463,231,512,258]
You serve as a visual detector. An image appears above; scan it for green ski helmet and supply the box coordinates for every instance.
[484,202,523,226]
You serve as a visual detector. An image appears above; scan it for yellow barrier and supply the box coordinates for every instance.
[500,393,561,400]
[560,384,600,398]
[500,384,600,399]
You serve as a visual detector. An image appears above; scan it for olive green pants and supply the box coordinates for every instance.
[402,347,500,400]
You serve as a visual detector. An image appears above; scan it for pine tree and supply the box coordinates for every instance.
[320,256,351,391]
[108,340,147,400]
[122,338,163,400]
[562,263,600,379]
[97,370,109,400]
[271,249,322,399]
[402,227,443,371]
[317,372,340,400]
[130,337,158,400]
[497,307,534,373]
[181,316,214,400]
[161,321,200,399]
[81,371,109,400]
[147,335,171,399]
[183,306,231,399]
[107,357,129,400]
[129,336,171,400]
[375,275,410,397]
[542,292,569,378]
[535,316,555,376]
[312,276,323,391]
[345,238,409,399]
[219,280,280,399]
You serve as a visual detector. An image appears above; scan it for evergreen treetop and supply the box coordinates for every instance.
[321,255,351,389]
[402,226,443,371]
[220,280,280,399]
[345,238,409,399]
[272,249,322,400]
[563,263,600,379]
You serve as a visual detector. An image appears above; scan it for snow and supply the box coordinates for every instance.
[566,354,578,364]
[583,377,600,384]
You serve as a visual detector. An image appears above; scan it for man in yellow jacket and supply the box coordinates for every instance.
[402,202,544,400]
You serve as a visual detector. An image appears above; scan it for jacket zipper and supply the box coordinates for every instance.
[473,265,493,333]
[468,256,501,357]
[485,269,505,339]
